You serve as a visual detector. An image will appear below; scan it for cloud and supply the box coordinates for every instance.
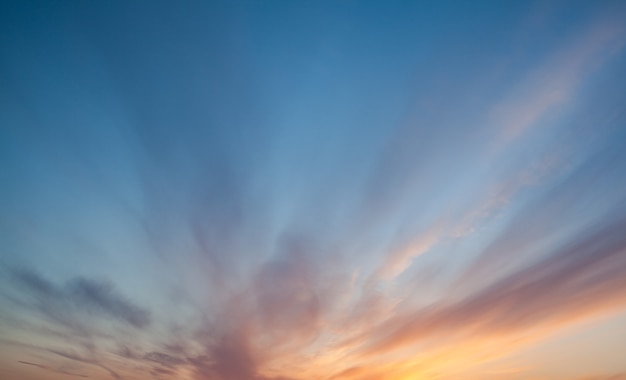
[373,150,561,281]
[143,351,186,368]
[375,226,441,280]
[210,334,258,380]
[178,236,348,380]
[491,11,626,144]
[67,278,151,329]
[11,270,151,330]
[48,349,122,380]
[18,360,89,378]
[361,209,626,358]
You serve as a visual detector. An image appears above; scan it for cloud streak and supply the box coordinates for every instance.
[10,270,150,330]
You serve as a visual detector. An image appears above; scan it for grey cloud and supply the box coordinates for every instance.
[150,366,176,377]
[18,360,89,378]
[143,351,186,368]
[48,349,122,380]
[67,278,150,328]
[12,270,151,330]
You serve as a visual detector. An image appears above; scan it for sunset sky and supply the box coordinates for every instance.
[1,1,626,379]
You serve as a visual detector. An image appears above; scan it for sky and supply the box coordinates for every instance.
[1,1,626,379]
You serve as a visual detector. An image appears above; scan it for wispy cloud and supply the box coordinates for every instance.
[491,11,626,144]
[10,269,150,330]
[18,360,89,378]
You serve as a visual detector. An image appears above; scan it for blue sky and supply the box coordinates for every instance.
[1,1,626,379]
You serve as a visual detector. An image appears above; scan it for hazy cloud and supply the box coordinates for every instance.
[11,270,151,330]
